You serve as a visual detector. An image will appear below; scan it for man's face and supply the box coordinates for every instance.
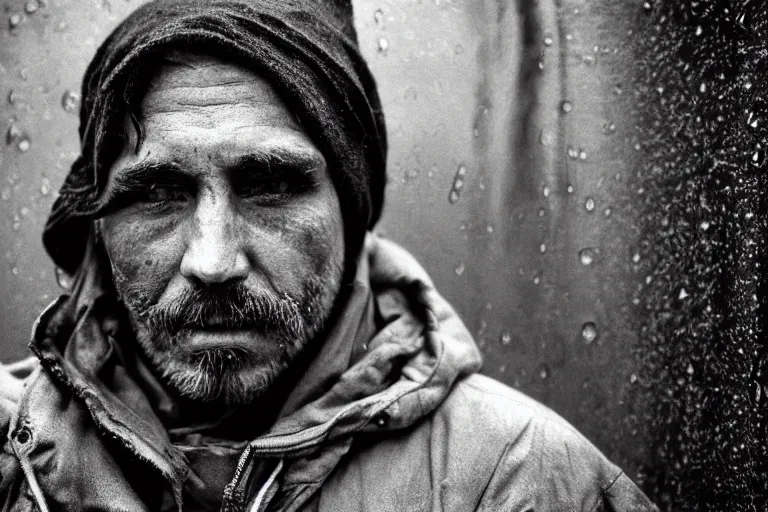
[97,52,345,406]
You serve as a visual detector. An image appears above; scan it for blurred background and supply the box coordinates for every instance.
[2,0,767,510]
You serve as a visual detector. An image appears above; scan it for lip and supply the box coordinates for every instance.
[185,328,262,350]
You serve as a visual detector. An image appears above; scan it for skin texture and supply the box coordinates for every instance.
[97,52,345,407]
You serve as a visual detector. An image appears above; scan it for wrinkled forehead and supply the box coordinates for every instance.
[137,50,300,126]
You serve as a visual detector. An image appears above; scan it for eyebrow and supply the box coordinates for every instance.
[105,148,324,197]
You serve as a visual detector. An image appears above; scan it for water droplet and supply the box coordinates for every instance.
[539,363,550,380]
[543,35,553,46]
[61,90,80,113]
[567,146,579,159]
[581,322,598,344]
[542,186,550,198]
[699,82,707,93]
[500,330,512,346]
[566,184,574,194]
[604,207,612,217]
[632,252,641,264]
[17,137,31,152]
[40,178,51,196]
[8,13,21,29]
[454,262,465,276]
[55,267,72,289]
[602,121,616,134]
[533,274,541,285]
[486,224,493,233]
[6,123,23,145]
[678,288,689,300]
[687,363,694,375]
[538,208,546,217]
[630,373,638,383]
[695,25,703,36]
[19,207,29,217]
[373,8,384,28]
[579,247,596,266]
[24,0,38,14]
[377,37,389,55]
[578,149,587,160]
[561,100,573,113]
[539,128,554,146]
[613,84,623,95]
[11,267,19,276]
[448,164,467,204]
[584,197,595,212]
[539,243,547,253]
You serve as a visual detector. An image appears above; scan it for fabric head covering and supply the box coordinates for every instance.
[43,0,387,277]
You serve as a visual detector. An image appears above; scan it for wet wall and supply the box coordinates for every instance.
[5,1,761,509]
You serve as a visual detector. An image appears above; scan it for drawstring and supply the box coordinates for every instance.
[249,459,284,512]
[10,428,50,512]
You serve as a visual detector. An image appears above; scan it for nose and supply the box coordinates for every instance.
[180,192,250,285]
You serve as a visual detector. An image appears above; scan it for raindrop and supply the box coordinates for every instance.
[578,149,587,160]
[543,35,553,46]
[61,90,80,113]
[578,247,596,266]
[561,100,573,113]
[695,25,702,36]
[377,37,389,55]
[24,0,38,14]
[749,144,765,167]
[9,13,21,29]
[448,164,467,204]
[6,123,23,145]
[602,121,616,134]
[486,224,493,233]
[539,243,547,253]
[542,185,550,198]
[687,363,694,375]
[8,89,20,106]
[630,373,638,383]
[539,363,550,380]
[533,274,541,285]
[678,288,689,300]
[19,207,29,217]
[567,146,579,159]
[539,128,554,146]
[500,330,512,346]
[581,322,598,344]
[584,197,595,212]
[699,82,707,93]
[11,267,19,276]
[373,8,384,28]
[613,84,623,95]
[454,262,465,276]
[55,267,72,289]
[17,137,31,152]
[566,184,574,194]
[40,178,51,196]
[538,208,546,217]
[604,207,612,217]
[700,220,711,231]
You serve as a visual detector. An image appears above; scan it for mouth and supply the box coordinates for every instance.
[184,327,263,351]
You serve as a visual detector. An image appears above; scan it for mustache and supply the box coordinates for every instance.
[140,283,305,342]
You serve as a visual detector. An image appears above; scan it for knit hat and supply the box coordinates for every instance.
[43,0,387,278]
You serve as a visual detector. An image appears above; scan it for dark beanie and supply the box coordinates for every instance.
[43,0,387,278]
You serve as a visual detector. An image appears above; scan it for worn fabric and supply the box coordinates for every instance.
[43,0,387,278]
[0,236,656,511]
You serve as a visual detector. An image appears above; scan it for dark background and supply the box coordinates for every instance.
[7,1,765,510]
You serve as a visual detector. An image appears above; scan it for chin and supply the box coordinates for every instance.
[159,347,290,405]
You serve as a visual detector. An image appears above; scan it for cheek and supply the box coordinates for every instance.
[244,201,344,280]
[100,215,185,308]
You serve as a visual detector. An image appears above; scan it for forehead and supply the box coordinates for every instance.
[140,52,298,128]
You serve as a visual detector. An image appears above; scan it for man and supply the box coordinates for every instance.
[0,0,657,510]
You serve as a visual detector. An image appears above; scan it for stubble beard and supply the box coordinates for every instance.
[118,263,342,407]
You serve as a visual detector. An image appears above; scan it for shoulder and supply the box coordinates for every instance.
[433,374,656,511]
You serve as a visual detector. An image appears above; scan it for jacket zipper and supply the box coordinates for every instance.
[249,459,284,512]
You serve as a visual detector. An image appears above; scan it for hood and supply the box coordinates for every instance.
[28,234,482,509]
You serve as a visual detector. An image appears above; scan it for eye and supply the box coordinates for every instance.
[239,176,306,204]
[139,186,190,210]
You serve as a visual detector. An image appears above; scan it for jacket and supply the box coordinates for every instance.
[0,236,657,511]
